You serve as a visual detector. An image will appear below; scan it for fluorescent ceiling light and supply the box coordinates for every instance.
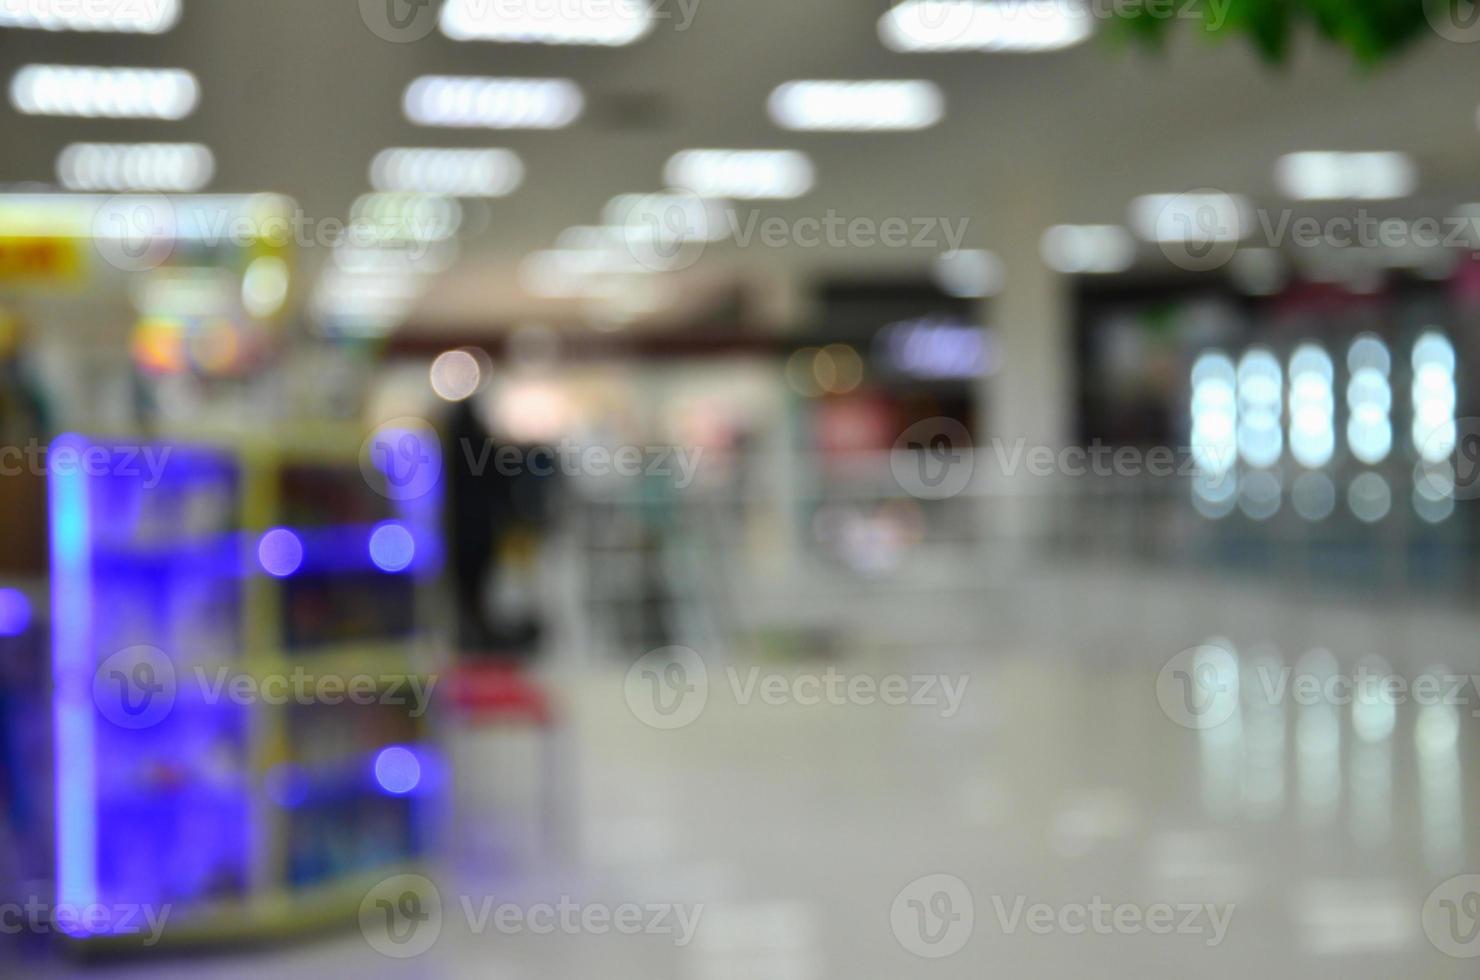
[1129,193,1251,243]
[349,193,464,243]
[879,0,1093,52]
[404,76,583,129]
[768,80,944,131]
[0,0,179,32]
[333,241,458,276]
[370,148,524,197]
[603,192,731,243]
[58,143,213,192]
[1274,151,1417,200]
[1040,224,1135,273]
[439,0,653,45]
[10,65,199,119]
[664,150,813,199]
[554,226,626,251]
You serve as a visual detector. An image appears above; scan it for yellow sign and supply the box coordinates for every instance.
[0,237,84,284]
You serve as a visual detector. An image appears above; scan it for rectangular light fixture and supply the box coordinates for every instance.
[664,149,814,199]
[439,0,653,45]
[879,0,1094,52]
[333,241,458,276]
[403,75,583,129]
[350,193,464,243]
[0,0,179,32]
[58,143,214,192]
[603,192,731,242]
[10,65,199,119]
[370,148,524,196]
[1274,151,1417,200]
[768,80,944,131]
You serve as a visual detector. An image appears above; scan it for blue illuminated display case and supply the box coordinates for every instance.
[49,430,443,949]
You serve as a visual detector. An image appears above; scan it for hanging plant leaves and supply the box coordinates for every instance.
[1109,0,1446,65]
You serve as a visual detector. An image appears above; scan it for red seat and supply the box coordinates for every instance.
[446,663,553,726]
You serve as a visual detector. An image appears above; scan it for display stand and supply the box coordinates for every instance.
[49,426,443,952]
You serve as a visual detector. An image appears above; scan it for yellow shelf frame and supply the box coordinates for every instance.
[67,423,446,951]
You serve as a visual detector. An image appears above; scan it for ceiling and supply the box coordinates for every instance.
[4,1,1480,330]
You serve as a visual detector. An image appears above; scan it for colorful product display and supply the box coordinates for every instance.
[48,430,442,949]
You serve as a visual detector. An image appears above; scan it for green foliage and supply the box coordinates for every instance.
[1109,0,1445,64]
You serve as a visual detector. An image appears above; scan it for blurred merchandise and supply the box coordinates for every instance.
[48,432,444,950]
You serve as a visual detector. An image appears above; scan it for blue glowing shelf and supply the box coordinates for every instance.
[49,432,444,949]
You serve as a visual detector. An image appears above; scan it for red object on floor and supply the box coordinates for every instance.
[446,662,553,726]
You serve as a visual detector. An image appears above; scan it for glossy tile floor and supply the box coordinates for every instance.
[29,562,1480,977]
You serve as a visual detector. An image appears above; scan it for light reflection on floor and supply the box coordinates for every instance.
[28,564,1480,977]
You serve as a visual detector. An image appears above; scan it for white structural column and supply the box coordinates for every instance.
[979,186,1072,551]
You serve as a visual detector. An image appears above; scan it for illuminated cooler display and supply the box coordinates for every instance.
[49,431,442,948]
[1189,331,1459,524]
